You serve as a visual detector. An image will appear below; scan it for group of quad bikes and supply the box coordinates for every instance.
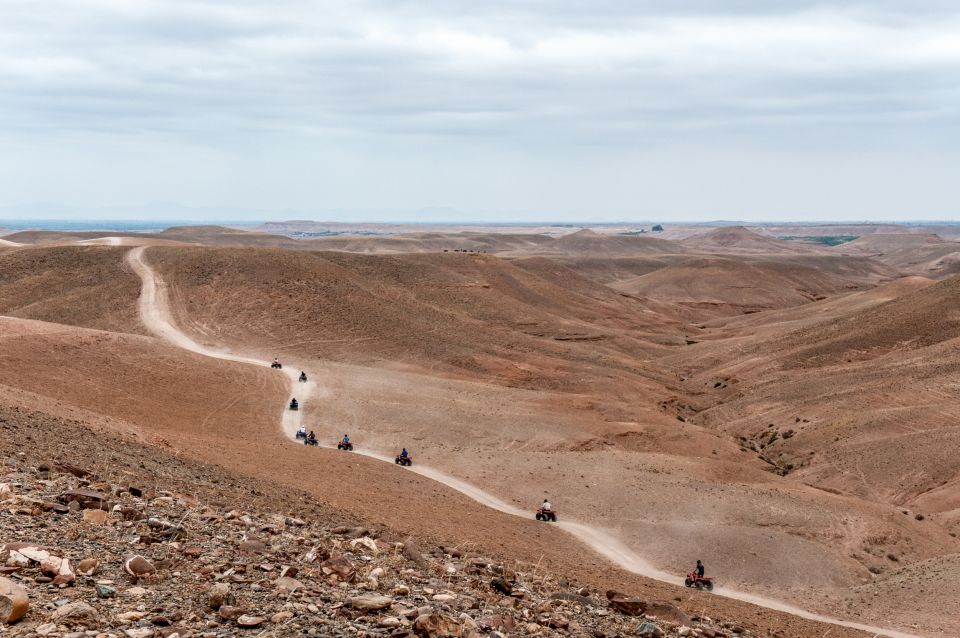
[288,366,413,464]
[280,360,714,591]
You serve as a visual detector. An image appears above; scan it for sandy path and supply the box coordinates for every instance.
[125,246,920,638]
[0,237,24,247]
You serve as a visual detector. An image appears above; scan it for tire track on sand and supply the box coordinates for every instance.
[126,246,920,638]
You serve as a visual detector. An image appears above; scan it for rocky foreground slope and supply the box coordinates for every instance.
[1,406,763,638]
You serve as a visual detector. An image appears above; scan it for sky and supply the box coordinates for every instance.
[0,0,958,223]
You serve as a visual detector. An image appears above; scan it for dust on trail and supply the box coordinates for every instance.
[126,246,922,638]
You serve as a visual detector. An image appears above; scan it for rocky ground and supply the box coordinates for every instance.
[1,407,758,638]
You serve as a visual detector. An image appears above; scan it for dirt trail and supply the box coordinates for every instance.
[126,246,921,638]
[0,237,24,247]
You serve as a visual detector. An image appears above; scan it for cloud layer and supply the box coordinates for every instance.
[1,1,958,220]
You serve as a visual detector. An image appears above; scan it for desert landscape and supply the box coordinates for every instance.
[2,222,959,637]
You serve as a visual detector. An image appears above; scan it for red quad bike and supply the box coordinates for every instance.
[395,455,413,467]
[684,572,714,591]
[337,441,353,451]
[535,507,557,522]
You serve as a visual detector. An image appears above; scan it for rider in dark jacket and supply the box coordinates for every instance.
[695,560,705,578]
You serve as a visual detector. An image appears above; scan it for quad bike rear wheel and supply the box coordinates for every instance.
[684,578,692,587]
[703,581,713,591]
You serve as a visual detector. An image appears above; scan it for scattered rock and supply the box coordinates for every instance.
[207,582,233,610]
[413,612,470,638]
[0,576,29,624]
[95,583,117,599]
[237,614,266,627]
[320,555,356,582]
[77,557,99,575]
[219,605,246,621]
[636,622,663,637]
[51,601,100,626]
[275,576,304,594]
[124,554,157,579]
[605,590,646,616]
[351,594,394,611]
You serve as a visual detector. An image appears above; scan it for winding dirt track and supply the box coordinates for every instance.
[126,246,921,638]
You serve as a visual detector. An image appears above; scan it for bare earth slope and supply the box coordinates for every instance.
[0,245,144,334]
[138,245,937,635]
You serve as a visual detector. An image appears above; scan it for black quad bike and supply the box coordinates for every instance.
[535,507,557,522]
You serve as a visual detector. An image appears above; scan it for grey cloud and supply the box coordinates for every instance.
[0,1,957,220]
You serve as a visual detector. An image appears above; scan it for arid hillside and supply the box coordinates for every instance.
[2,233,956,636]
[0,246,144,334]
[0,315,879,638]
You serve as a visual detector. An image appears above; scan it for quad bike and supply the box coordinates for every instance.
[295,430,306,440]
[395,455,413,467]
[337,441,353,451]
[304,437,318,447]
[684,572,714,591]
[289,399,299,411]
[535,508,557,522]
[299,372,308,382]
[271,361,283,369]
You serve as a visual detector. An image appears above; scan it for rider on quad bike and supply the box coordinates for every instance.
[299,371,307,382]
[536,499,557,522]
[684,560,713,591]
[271,357,282,369]
[337,434,353,451]
[296,425,306,440]
[289,398,298,410]
[395,448,412,466]
[304,430,318,446]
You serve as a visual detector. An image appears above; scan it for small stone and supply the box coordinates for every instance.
[116,611,146,622]
[378,617,402,628]
[124,586,149,597]
[350,595,393,611]
[124,555,157,579]
[207,582,233,610]
[0,576,29,623]
[96,584,117,599]
[51,601,100,626]
[271,611,294,623]
[275,576,304,594]
[77,558,99,576]
[433,594,456,603]
[82,509,108,525]
[636,622,663,637]
[219,605,246,621]
[236,615,266,627]
[36,622,58,636]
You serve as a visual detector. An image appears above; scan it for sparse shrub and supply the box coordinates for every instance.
[887,553,899,562]
[915,513,925,521]
[868,565,883,574]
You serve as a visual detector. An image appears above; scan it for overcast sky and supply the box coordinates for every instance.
[1,1,958,222]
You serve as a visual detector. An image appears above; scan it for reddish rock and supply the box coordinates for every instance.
[218,605,246,621]
[320,555,356,583]
[645,601,691,626]
[59,489,108,510]
[82,509,108,525]
[605,590,647,616]
[413,612,476,638]
[0,577,29,624]
[124,555,157,579]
